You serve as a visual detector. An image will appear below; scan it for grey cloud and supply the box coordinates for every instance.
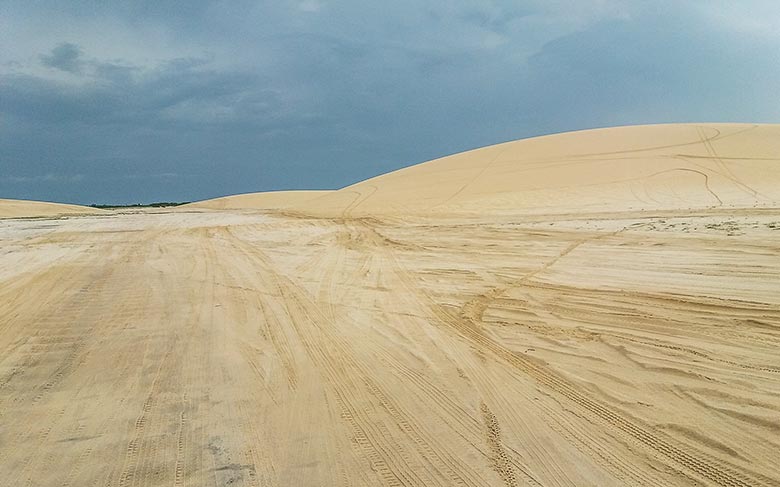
[40,42,84,73]
[2,173,85,183]
[4,56,301,129]
[524,6,780,129]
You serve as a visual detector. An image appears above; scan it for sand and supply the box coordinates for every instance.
[184,190,331,211]
[0,198,102,219]
[296,123,780,217]
[1,124,779,486]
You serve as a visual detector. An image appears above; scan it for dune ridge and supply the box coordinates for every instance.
[0,198,102,219]
[184,190,331,211]
[293,123,780,217]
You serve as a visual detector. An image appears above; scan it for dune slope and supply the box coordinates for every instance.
[297,123,780,217]
[184,190,331,211]
[0,198,101,219]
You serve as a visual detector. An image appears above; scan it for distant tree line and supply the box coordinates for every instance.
[89,202,191,209]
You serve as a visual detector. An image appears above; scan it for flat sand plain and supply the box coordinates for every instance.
[1,124,779,486]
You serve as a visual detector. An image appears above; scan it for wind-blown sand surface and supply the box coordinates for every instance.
[0,198,102,219]
[184,190,331,211]
[1,124,779,486]
[298,123,780,217]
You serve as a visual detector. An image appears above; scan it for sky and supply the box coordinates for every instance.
[2,1,780,204]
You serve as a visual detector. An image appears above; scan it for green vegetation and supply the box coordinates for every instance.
[89,202,190,209]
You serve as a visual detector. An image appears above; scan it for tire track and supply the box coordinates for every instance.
[117,337,177,487]
[374,221,774,487]
[224,227,486,486]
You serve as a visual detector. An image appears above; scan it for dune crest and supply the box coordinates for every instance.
[0,198,102,219]
[184,190,331,211]
[295,123,780,217]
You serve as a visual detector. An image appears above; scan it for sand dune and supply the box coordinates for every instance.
[184,190,331,211]
[0,198,102,219]
[297,123,780,217]
[2,124,779,486]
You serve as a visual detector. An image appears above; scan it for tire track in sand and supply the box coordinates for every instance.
[225,227,486,486]
[375,221,775,487]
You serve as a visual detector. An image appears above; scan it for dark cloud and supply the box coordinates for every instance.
[4,55,295,128]
[524,7,780,130]
[40,42,83,73]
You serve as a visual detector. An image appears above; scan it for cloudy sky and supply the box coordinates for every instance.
[2,1,779,204]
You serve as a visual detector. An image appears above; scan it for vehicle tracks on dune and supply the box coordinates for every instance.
[3,206,779,486]
[364,220,776,487]
[224,227,490,486]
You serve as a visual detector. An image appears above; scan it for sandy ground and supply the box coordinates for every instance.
[1,208,778,486]
[1,124,779,486]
